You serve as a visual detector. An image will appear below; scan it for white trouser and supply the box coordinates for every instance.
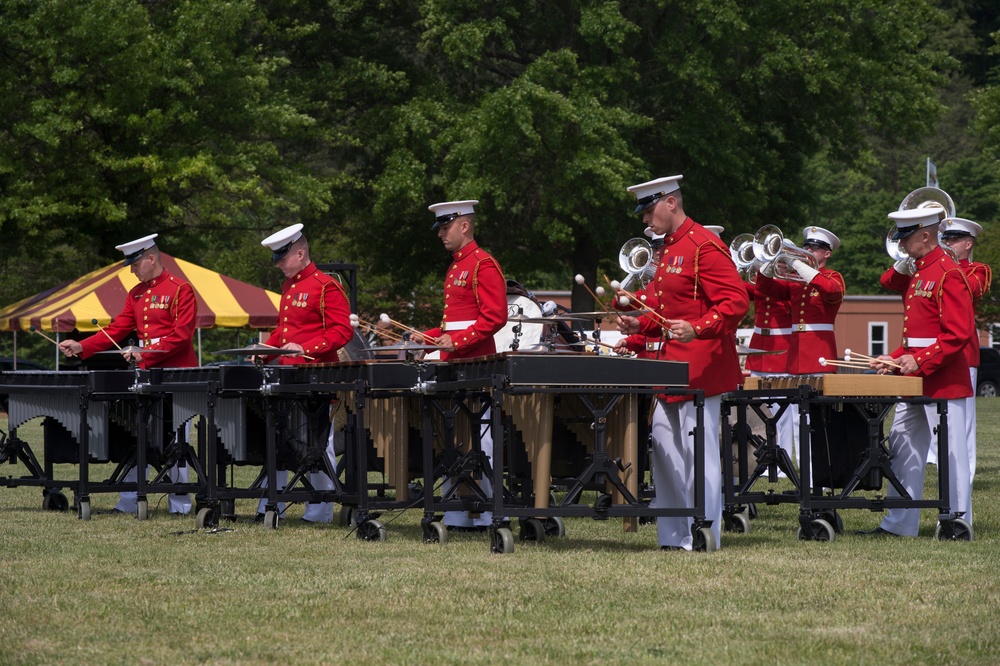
[115,421,192,514]
[926,368,976,484]
[880,399,971,537]
[114,464,192,514]
[301,431,343,523]
[750,371,799,472]
[443,406,494,528]
[256,471,288,516]
[650,395,723,550]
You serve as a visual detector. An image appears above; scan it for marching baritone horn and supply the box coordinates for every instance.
[617,237,657,291]
[751,224,818,282]
[728,233,758,281]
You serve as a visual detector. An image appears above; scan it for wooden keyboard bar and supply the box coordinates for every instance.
[743,374,923,397]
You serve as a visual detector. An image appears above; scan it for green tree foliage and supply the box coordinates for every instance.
[3,0,999,340]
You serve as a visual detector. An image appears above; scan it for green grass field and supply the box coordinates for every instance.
[1,402,998,666]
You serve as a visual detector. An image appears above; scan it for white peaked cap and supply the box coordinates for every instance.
[115,233,158,266]
[940,217,983,239]
[627,175,683,214]
[888,208,943,241]
[261,223,304,262]
[428,200,478,229]
[802,226,840,251]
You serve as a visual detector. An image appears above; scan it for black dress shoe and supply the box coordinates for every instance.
[660,545,685,551]
[854,526,899,537]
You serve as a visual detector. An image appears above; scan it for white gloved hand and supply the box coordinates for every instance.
[791,259,820,283]
[893,258,913,276]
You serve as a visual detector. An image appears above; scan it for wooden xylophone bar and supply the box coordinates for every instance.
[742,373,923,397]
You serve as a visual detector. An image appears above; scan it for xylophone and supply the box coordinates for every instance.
[742,373,923,397]
[725,372,955,542]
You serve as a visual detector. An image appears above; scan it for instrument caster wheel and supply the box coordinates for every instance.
[78,501,91,521]
[337,505,356,528]
[195,507,217,529]
[42,491,70,512]
[220,499,237,522]
[262,510,279,530]
[543,516,565,538]
[818,509,843,534]
[692,526,718,552]
[797,518,835,542]
[424,521,448,544]
[725,512,751,534]
[490,527,515,554]
[592,493,612,520]
[137,500,148,521]
[520,518,545,543]
[935,518,974,541]
[357,519,387,542]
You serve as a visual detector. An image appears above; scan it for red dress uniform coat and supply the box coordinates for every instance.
[754,267,843,374]
[78,269,197,369]
[635,218,749,401]
[263,262,353,365]
[959,259,991,369]
[423,241,507,361]
[744,282,792,374]
[880,247,974,399]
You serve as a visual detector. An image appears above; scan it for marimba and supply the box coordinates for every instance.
[724,372,959,541]
[422,352,695,553]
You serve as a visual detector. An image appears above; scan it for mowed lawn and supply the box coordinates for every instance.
[1,400,998,666]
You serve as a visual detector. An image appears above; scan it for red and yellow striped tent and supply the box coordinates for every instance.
[0,254,280,332]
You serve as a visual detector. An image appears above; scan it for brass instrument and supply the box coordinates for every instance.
[752,224,818,282]
[617,237,657,291]
[891,186,958,269]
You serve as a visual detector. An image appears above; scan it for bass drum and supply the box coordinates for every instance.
[495,294,545,353]
[337,328,374,361]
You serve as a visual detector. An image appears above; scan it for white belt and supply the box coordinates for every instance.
[139,338,161,348]
[444,320,476,331]
[903,336,937,348]
[753,326,791,336]
[646,340,665,352]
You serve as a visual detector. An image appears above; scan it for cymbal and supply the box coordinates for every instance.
[95,345,166,355]
[566,311,625,319]
[214,344,300,355]
[737,345,786,356]
[369,341,452,352]
[507,313,586,324]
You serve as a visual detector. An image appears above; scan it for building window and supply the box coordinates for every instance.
[869,322,887,357]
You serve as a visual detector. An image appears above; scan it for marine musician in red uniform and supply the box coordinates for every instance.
[753,226,844,464]
[255,223,354,523]
[937,218,990,482]
[860,208,975,537]
[616,175,750,551]
[58,233,197,515]
[422,200,507,529]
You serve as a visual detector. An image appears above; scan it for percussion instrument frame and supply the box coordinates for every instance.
[723,384,960,540]
[417,354,705,553]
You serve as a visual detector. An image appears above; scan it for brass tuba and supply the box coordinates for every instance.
[617,237,657,291]
[752,224,818,282]
[893,186,958,268]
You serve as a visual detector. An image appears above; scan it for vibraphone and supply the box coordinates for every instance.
[139,365,266,527]
[262,360,441,538]
[0,369,136,519]
[723,373,962,541]
[421,352,694,553]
